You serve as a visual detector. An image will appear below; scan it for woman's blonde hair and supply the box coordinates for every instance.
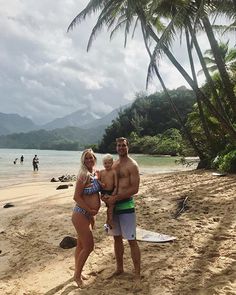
[78,148,97,183]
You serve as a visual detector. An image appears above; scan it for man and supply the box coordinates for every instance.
[103,137,141,279]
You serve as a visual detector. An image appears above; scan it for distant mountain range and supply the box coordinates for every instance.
[0,105,129,135]
[0,125,106,150]
[0,113,38,136]
[41,108,102,130]
[0,104,130,149]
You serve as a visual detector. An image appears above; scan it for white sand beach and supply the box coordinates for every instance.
[0,170,235,295]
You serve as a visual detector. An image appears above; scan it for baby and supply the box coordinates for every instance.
[98,154,118,229]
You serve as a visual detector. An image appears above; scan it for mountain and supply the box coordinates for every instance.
[0,104,131,150]
[0,104,130,138]
[81,104,131,129]
[41,108,104,130]
[0,112,38,135]
[0,125,105,150]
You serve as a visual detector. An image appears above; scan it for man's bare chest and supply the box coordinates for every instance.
[116,166,129,179]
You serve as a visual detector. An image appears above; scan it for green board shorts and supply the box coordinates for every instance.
[108,212,136,240]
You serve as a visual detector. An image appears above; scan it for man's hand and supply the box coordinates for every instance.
[101,194,109,203]
[104,195,117,205]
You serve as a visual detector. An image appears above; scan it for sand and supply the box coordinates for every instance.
[0,170,235,295]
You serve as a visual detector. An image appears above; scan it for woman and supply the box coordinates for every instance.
[72,149,101,287]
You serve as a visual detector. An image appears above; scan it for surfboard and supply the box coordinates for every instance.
[136,227,176,243]
[212,172,226,177]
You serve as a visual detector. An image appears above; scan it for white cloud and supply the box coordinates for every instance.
[0,0,233,124]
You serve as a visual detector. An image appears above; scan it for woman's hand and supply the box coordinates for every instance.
[88,208,98,216]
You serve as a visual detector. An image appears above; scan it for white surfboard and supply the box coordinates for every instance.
[212,172,226,177]
[136,227,176,243]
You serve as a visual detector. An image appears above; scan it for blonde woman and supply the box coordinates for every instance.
[72,149,101,287]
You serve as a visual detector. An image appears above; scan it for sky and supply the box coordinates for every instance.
[0,0,232,125]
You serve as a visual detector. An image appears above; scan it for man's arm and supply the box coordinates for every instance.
[112,170,118,195]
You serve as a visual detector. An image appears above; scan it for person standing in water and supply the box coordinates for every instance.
[32,155,39,171]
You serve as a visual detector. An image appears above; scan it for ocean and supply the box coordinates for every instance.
[0,148,197,188]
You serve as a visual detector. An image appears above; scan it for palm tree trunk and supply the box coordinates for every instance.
[141,25,205,160]
[137,13,236,140]
[187,23,233,124]
[202,16,236,116]
[185,28,213,145]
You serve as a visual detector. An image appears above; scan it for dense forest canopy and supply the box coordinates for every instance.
[99,87,195,153]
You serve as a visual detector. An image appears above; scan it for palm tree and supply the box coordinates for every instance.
[185,27,214,150]
[67,0,236,158]
[141,25,205,159]
[199,41,236,74]
[145,1,236,124]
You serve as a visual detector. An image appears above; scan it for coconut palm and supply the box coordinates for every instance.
[199,41,236,74]
[147,0,236,113]
[68,1,236,133]
[67,0,236,164]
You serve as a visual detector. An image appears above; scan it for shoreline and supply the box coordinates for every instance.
[0,170,235,294]
[0,164,197,189]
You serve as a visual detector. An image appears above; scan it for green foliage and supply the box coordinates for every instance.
[99,88,195,153]
[83,144,99,152]
[217,150,236,173]
[128,128,183,156]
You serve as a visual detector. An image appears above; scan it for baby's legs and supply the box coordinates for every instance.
[106,204,115,229]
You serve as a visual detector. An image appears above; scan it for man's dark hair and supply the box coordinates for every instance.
[116,137,129,146]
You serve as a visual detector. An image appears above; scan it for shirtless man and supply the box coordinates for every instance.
[102,137,141,279]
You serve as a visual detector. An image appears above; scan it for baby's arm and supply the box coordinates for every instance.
[97,170,106,188]
[112,169,118,195]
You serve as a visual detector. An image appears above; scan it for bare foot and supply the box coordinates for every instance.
[74,276,83,288]
[81,274,89,280]
[106,270,124,279]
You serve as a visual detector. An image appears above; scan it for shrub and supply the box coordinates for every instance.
[218,150,236,173]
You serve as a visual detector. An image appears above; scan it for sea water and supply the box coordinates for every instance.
[0,148,197,188]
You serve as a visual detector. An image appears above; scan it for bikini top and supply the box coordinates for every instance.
[83,175,101,195]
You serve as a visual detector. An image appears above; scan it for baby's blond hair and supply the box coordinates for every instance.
[102,153,113,163]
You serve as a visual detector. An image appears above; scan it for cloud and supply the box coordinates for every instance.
[0,1,232,124]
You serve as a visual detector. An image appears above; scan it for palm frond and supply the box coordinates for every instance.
[86,1,124,51]
[210,0,236,20]
[131,17,139,38]
[67,0,105,32]
[110,18,128,40]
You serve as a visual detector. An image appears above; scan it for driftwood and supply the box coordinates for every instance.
[175,157,199,167]
[173,196,189,219]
